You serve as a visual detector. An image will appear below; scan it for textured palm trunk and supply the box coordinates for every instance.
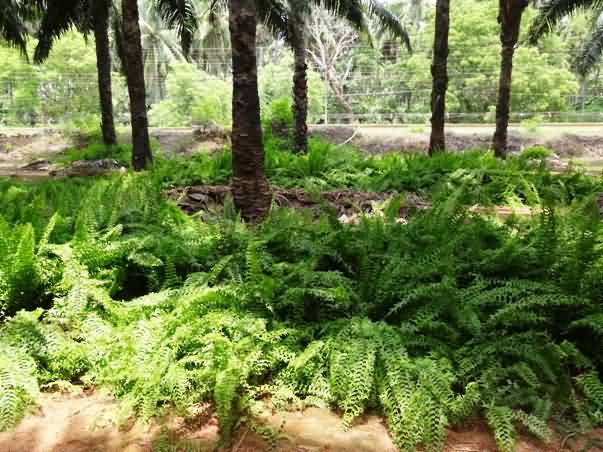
[291,7,308,153]
[122,0,153,170]
[492,0,528,158]
[93,0,117,146]
[429,0,450,155]
[229,0,271,222]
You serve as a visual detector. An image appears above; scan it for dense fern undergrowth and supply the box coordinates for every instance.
[155,140,602,208]
[58,136,603,207]
[1,147,603,451]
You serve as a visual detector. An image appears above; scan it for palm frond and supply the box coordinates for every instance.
[256,0,289,39]
[110,2,127,75]
[0,0,43,57]
[573,17,603,76]
[34,0,89,64]
[528,0,597,43]
[314,0,366,30]
[310,0,410,52]
[363,0,411,52]
[155,0,199,57]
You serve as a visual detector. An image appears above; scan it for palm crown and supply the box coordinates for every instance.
[528,0,603,76]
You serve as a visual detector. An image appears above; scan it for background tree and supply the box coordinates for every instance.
[492,0,529,158]
[192,1,231,76]
[429,0,450,154]
[289,0,410,153]
[122,0,154,170]
[0,0,585,128]
[139,0,187,104]
[289,0,309,153]
[34,0,117,145]
[121,0,197,170]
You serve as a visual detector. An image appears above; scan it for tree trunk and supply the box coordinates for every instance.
[229,0,271,222]
[492,0,528,158]
[429,0,450,155]
[122,0,153,170]
[93,0,117,146]
[291,6,308,153]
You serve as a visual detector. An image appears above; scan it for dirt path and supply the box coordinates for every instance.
[311,125,603,159]
[2,125,603,168]
[2,391,600,452]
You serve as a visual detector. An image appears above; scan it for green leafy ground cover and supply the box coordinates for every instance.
[56,136,601,206]
[1,142,603,451]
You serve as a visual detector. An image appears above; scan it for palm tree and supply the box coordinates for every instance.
[194,1,230,77]
[289,0,309,153]
[206,0,408,156]
[122,0,153,170]
[428,0,449,154]
[34,0,117,145]
[573,14,603,78]
[491,0,529,158]
[139,0,186,104]
[121,0,197,170]
[229,0,274,221]
[293,1,410,153]
[92,1,118,145]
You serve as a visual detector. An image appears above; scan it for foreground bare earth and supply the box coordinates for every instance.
[1,391,601,452]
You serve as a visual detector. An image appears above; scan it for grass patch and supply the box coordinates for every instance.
[55,143,132,167]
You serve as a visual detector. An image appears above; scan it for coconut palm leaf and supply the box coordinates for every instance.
[528,0,597,43]
[34,0,92,63]
[1,0,43,57]
[573,14,603,76]
[155,0,198,56]
[362,0,411,51]
[311,0,411,51]
[256,0,289,38]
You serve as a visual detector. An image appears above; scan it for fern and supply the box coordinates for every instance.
[0,344,39,431]
[1,169,603,451]
[486,405,516,452]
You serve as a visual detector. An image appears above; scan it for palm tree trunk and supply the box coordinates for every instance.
[122,0,153,170]
[291,6,308,153]
[492,0,528,158]
[229,0,271,222]
[429,0,450,155]
[93,0,117,146]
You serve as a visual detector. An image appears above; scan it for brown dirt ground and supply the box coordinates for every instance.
[2,125,603,171]
[309,126,603,159]
[1,126,603,180]
[0,127,228,178]
[1,391,601,452]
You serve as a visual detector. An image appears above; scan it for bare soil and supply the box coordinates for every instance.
[0,126,229,177]
[2,125,603,170]
[310,126,603,159]
[1,391,601,452]
[1,125,602,180]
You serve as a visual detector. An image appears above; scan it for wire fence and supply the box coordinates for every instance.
[1,44,603,127]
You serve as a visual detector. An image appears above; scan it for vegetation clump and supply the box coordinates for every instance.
[0,157,602,450]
